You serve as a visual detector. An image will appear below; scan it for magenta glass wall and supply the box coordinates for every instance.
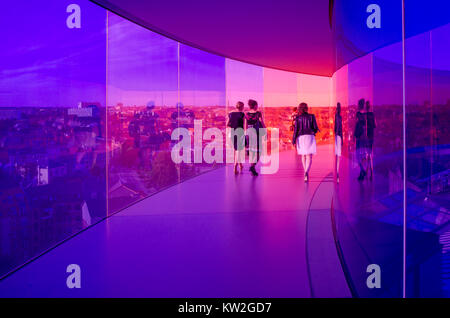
[404,21,450,297]
[332,0,450,297]
[0,0,107,278]
[178,44,227,183]
[331,53,404,297]
[331,1,404,297]
[0,1,331,281]
[105,11,332,215]
[105,12,179,213]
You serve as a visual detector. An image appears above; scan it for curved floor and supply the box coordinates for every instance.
[0,145,350,297]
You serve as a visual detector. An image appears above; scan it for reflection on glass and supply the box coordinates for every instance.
[331,3,404,296]
[1,0,448,298]
[106,12,179,214]
[405,21,450,297]
[178,44,227,181]
[0,0,107,277]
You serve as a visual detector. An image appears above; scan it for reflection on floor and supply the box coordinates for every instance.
[0,145,352,297]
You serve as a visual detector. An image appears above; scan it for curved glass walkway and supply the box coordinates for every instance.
[0,145,351,297]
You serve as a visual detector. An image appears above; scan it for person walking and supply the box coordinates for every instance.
[245,99,265,176]
[292,102,319,182]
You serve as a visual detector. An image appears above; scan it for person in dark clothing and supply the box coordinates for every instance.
[141,101,161,169]
[170,102,194,129]
[365,100,376,180]
[227,101,246,174]
[128,112,141,148]
[142,101,160,137]
[245,99,265,176]
[334,102,343,183]
[354,98,368,181]
[292,102,319,182]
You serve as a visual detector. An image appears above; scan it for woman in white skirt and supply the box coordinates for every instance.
[292,102,319,182]
[334,103,343,183]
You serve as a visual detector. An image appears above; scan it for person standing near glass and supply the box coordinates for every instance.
[227,101,246,174]
[354,98,368,181]
[334,102,343,183]
[365,100,376,180]
[245,99,265,176]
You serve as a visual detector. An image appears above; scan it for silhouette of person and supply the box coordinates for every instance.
[245,99,265,176]
[365,100,376,180]
[171,102,194,130]
[292,102,319,182]
[227,101,246,174]
[141,101,161,169]
[128,112,141,148]
[75,110,100,170]
[354,98,368,181]
[128,112,149,169]
[142,101,159,136]
[334,102,343,183]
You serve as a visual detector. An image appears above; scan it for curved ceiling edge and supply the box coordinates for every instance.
[90,0,334,77]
